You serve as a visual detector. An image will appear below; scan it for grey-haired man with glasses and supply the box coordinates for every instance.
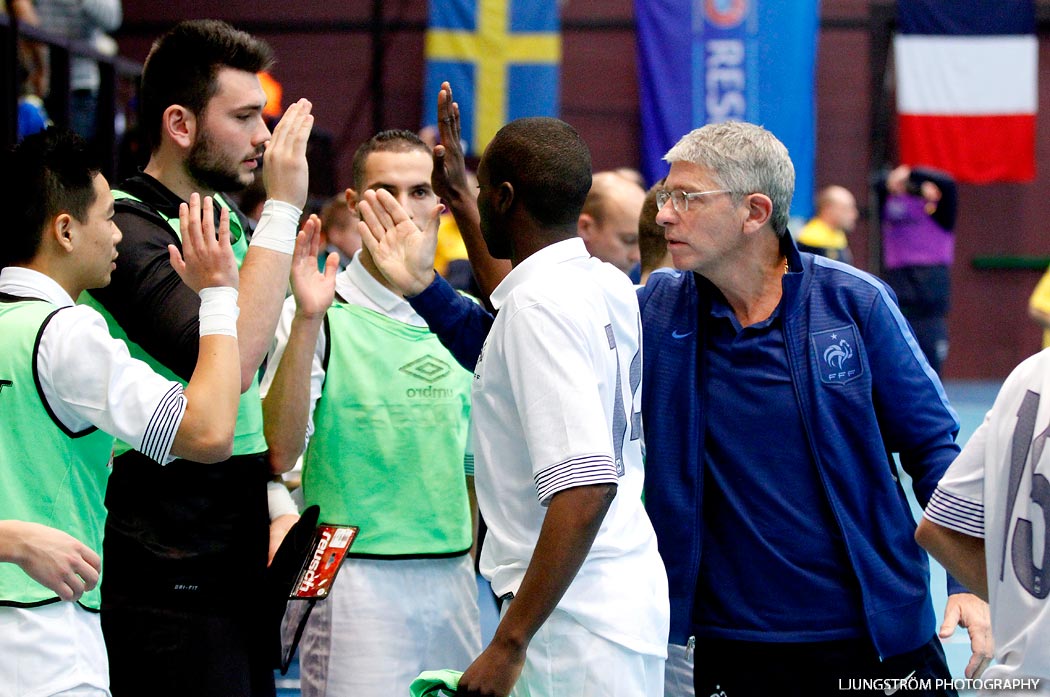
[342,114,993,696]
[639,120,989,695]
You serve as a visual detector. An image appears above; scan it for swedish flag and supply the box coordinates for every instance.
[424,0,561,156]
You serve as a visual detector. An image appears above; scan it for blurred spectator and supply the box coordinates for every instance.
[35,0,122,143]
[876,164,957,375]
[1028,263,1050,350]
[614,165,647,189]
[796,185,857,264]
[638,179,672,284]
[433,168,481,295]
[3,0,50,140]
[578,170,646,275]
[317,193,358,271]
[6,0,48,97]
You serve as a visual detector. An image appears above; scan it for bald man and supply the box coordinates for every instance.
[796,184,858,264]
[577,170,647,274]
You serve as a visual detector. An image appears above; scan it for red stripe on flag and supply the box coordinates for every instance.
[898,114,1035,183]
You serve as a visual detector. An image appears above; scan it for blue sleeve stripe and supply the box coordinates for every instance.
[534,454,618,505]
[811,257,959,430]
[463,453,475,477]
[924,487,985,538]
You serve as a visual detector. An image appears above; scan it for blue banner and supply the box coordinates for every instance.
[425,0,561,157]
[636,0,819,220]
[898,0,1035,36]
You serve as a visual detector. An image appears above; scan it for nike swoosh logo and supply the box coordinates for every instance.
[671,329,694,339]
[884,670,916,695]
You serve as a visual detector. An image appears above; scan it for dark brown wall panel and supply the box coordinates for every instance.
[115,0,1050,378]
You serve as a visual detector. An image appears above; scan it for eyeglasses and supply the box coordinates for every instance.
[655,189,732,213]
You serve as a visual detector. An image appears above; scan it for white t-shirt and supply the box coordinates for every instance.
[925,348,1050,688]
[0,267,185,463]
[472,237,668,658]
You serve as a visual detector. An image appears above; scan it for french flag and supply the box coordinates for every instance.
[895,0,1037,183]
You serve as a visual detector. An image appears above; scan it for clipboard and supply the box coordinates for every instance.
[266,504,358,674]
[278,522,358,673]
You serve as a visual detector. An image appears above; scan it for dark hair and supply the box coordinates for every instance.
[483,117,591,227]
[351,129,430,193]
[140,19,274,151]
[1,128,100,267]
[639,178,667,274]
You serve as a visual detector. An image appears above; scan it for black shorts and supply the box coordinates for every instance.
[883,265,951,318]
[693,634,956,697]
[103,604,276,697]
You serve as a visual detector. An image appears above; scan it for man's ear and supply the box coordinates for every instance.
[162,105,196,149]
[49,213,76,253]
[344,188,359,218]
[742,193,773,234]
[494,181,514,215]
[577,213,596,241]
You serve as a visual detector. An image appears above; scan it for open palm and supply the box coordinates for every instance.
[356,188,442,296]
[290,214,337,318]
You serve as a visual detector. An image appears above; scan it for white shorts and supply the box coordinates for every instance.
[505,603,665,697]
[0,602,109,697]
[300,554,481,697]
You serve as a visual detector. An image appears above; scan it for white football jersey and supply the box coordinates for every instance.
[926,348,1050,689]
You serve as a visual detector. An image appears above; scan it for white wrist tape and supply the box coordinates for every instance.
[267,478,301,519]
[198,286,240,337]
[248,199,303,255]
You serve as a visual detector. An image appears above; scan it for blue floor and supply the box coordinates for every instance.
[275,379,1003,695]
[919,379,1001,684]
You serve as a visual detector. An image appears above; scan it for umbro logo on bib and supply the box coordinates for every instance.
[399,355,451,384]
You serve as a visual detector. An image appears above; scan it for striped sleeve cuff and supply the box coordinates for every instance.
[140,384,187,465]
[534,454,619,506]
[924,487,985,539]
[463,453,475,478]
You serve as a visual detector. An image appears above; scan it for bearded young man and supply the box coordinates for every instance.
[83,19,314,697]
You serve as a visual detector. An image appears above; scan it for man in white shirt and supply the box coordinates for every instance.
[0,127,241,697]
[917,350,1050,694]
[358,116,669,697]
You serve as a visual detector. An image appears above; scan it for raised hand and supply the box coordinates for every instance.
[170,193,239,292]
[356,188,443,297]
[428,80,508,302]
[290,214,338,320]
[0,520,100,602]
[432,81,473,204]
[262,98,315,210]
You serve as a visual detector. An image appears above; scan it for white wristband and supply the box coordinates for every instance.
[248,199,302,255]
[267,479,300,519]
[198,286,240,337]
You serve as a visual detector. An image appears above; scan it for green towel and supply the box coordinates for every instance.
[409,669,462,696]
